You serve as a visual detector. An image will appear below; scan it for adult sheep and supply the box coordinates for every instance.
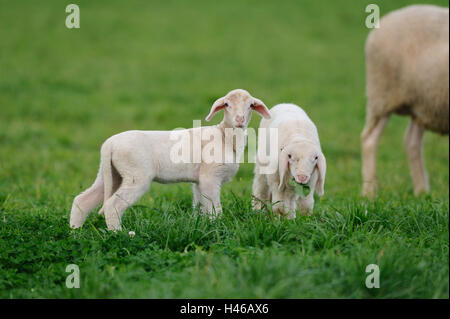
[361,5,449,197]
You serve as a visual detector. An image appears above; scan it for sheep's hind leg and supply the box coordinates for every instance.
[404,119,429,196]
[70,172,104,229]
[103,178,151,231]
[361,115,389,197]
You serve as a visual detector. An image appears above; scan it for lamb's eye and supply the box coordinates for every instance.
[250,103,255,108]
[288,154,291,159]
[314,156,318,160]
[224,103,229,107]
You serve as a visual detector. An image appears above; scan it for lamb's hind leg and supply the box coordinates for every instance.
[98,165,121,215]
[70,172,104,229]
[103,177,151,231]
[404,119,429,196]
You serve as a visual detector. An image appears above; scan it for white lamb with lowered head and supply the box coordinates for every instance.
[70,89,270,231]
[252,103,326,218]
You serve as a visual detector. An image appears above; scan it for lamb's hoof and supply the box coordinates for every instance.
[107,225,122,232]
[297,208,312,217]
[252,204,260,211]
[69,216,83,229]
[286,212,296,219]
[272,207,286,217]
[106,220,122,231]
[207,213,221,221]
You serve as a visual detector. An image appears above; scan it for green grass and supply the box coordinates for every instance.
[0,0,448,298]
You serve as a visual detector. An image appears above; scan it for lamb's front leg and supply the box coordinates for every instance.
[270,186,295,218]
[282,191,297,219]
[297,194,314,215]
[252,167,270,210]
[198,178,222,218]
[297,172,318,215]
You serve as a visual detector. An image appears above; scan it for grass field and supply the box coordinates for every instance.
[0,0,448,298]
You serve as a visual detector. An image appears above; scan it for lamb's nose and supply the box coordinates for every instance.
[296,174,308,184]
[235,116,244,124]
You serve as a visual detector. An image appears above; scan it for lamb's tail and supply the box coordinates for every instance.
[98,140,113,215]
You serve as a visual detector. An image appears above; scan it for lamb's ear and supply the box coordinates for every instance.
[205,96,227,121]
[252,98,271,119]
[278,148,289,190]
[315,152,326,196]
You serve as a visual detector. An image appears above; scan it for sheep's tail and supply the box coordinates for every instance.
[98,140,113,215]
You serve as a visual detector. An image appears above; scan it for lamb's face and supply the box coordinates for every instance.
[283,142,321,185]
[222,90,254,128]
[205,89,271,128]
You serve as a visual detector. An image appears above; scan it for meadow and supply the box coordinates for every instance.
[0,0,448,298]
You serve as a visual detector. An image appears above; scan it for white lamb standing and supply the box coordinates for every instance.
[252,103,326,218]
[361,5,449,197]
[70,89,271,230]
